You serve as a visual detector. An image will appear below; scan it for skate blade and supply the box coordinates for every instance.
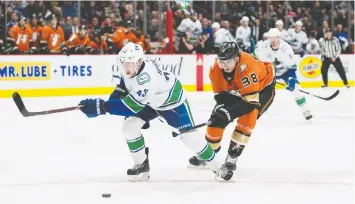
[187,164,211,169]
[128,172,150,182]
[214,172,235,182]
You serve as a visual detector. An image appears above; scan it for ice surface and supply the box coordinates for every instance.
[0,88,353,204]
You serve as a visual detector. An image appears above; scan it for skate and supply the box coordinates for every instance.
[214,165,234,181]
[224,154,238,171]
[303,110,313,120]
[345,84,350,89]
[321,84,328,88]
[188,155,208,169]
[127,148,150,182]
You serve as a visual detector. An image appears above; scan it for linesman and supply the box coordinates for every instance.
[319,28,349,88]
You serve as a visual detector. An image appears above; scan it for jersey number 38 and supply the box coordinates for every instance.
[241,73,257,87]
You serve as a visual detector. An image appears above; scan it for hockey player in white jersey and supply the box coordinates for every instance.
[211,22,234,52]
[177,10,202,39]
[255,32,269,49]
[286,20,308,56]
[235,16,251,52]
[78,42,233,181]
[254,28,312,120]
[275,20,291,42]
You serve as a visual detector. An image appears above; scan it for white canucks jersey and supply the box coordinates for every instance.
[235,26,251,47]
[254,39,296,77]
[112,58,186,112]
[279,29,291,42]
[286,28,308,53]
[177,18,202,36]
[213,28,234,47]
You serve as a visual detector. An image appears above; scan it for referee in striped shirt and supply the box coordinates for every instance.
[320,28,349,88]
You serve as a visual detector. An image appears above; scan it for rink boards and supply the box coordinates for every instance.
[0,54,353,97]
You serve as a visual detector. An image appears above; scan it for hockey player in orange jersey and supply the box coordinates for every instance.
[40,15,66,54]
[7,16,33,53]
[29,14,42,50]
[111,20,138,52]
[189,41,276,170]
[66,25,95,54]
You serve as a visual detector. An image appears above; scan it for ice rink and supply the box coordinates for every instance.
[0,88,353,204]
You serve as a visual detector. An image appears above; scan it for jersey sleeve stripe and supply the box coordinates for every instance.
[122,94,145,113]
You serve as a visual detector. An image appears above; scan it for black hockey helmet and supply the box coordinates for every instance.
[217,41,240,61]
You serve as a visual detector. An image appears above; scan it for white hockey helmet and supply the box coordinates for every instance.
[241,16,249,22]
[295,20,303,26]
[267,28,281,37]
[211,22,220,30]
[275,20,284,26]
[118,42,144,77]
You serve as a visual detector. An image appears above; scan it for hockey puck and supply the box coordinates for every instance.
[102,194,111,198]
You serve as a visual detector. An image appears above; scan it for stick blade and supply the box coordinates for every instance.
[12,92,29,117]
[326,90,340,100]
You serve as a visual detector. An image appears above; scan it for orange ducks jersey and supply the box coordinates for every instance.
[41,25,65,52]
[111,26,138,49]
[209,51,275,136]
[31,25,42,48]
[8,24,33,52]
[67,33,91,48]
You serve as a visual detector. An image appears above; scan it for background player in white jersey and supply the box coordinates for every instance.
[255,32,269,50]
[254,28,312,120]
[275,20,291,42]
[235,16,251,52]
[78,42,233,182]
[177,10,202,40]
[286,20,308,56]
[211,22,234,53]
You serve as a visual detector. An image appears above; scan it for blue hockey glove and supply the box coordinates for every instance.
[79,98,106,118]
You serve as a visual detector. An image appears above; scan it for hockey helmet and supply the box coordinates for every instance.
[267,28,281,37]
[217,41,240,73]
[118,42,144,77]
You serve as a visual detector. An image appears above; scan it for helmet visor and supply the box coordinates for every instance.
[217,57,238,73]
[118,57,137,77]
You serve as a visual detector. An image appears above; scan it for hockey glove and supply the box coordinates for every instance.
[209,106,232,128]
[286,69,297,91]
[79,98,106,118]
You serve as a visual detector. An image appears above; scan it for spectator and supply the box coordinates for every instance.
[81,2,103,21]
[100,18,115,53]
[148,18,159,41]
[177,10,202,39]
[119,1,127,19]
[251,18,266,44]
[333,24,351,53]
[174,9,184,29]
[235,16,251,52]
[335,10,348,28]
[317,20,329,40]
[286,20,308,55]
[201,18,213,43]
[61,1,77,17]
[104,1,121,22]
[62,16,72,39]
[306,32,320,54]
[12,1,26,17]
[211,22,234,52]
[195,32,213,54]
[175,32,195,53]
[7,12,18,30]
[312,1,324,27]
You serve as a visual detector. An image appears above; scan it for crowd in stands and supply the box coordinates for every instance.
[0,1,353,55]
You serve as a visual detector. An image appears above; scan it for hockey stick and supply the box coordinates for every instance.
[12,92,82,117]
[276,82,340,101]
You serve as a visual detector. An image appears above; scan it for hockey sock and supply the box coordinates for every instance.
[291,90,310,113]
[180,131,216,162]
[126,135,146,164]
[122,117,147,164]
[229,130,250,157]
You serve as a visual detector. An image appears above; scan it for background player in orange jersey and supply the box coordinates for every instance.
[111,20,138,52]
[29,14,42,53]
[189,41,276,171]
[7,16,33,54]
[66,25,95,54]
[40,15,67,54]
